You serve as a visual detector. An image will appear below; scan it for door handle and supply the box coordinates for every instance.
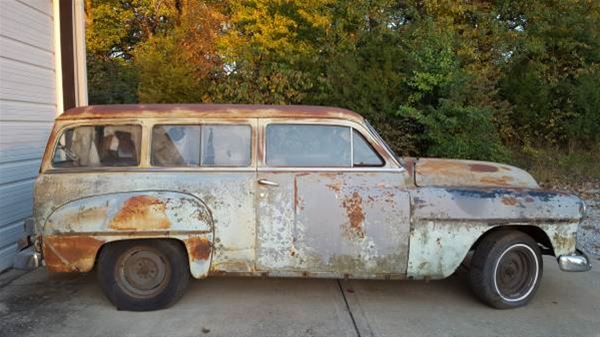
[258,179,279,187]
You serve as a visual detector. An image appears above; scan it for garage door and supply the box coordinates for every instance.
[0,0,57,272]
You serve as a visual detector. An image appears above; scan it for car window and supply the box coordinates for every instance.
[53,125,141,168]
[266,124,351,167]
[152,124,251,167]
[353,129,384,166]
[152,125,201,166]
[200,124,251,167]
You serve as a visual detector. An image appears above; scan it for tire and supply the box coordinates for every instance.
[97,240,190,311]
[469,230,543,309]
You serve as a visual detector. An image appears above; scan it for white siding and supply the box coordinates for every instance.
[0,0,56,272]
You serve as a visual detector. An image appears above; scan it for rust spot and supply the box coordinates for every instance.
[479,175,514,186]
[501,196,519,206]
[293,177,299,210]
[403,157,415,178]
[209,260,254,273]
[417,159,467,174]
[552,232,576,252]
[43,235,105,272]
[110,195,170,230]
[326,181,342,193]
[342,192,365,239]
[186,236,212,261]
[469,164,499,172]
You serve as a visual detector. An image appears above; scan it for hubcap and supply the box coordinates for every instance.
[493,243,539,302]
[116,247,171,299]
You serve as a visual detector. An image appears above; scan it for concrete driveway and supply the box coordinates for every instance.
[1,256,598,337]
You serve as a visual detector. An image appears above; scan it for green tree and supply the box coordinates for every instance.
[498,0,600,149]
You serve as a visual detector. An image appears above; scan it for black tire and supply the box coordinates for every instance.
[97,240,190,311]
[469,230,543,309]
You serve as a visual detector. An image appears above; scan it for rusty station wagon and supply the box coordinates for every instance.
[15,104,590,311]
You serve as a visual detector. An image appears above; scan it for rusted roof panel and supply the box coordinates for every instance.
[58,104,365,123]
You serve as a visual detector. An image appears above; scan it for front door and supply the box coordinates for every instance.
[255,121,411,277]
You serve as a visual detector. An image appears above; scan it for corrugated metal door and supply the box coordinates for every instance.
[0,0,56,272]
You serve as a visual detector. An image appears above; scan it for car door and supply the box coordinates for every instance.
[255,119,412,278]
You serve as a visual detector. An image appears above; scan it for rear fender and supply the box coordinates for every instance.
[42,191,213,278]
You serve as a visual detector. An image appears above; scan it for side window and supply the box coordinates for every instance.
[201,125,251,167]
[151,124,251,167]
[353,129,384,166]
[152,125,201,166]
[52,125,141,168]
[266,124,351,167]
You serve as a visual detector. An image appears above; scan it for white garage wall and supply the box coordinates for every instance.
[0,0,57,272]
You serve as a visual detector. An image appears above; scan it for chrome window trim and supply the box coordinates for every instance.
[45,167,257,174]
[257,167,405,173]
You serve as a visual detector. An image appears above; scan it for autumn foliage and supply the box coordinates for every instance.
[86,0,600,169]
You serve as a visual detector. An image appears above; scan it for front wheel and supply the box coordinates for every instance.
[469,231,543,309]
[97,240,190,311]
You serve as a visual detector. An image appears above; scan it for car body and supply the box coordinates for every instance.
[16,104,591,311]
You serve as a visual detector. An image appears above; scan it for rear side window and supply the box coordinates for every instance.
[52,125,142,168]
[266,124,351,167]
[151,124,251,167]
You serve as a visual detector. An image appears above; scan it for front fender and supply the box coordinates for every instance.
[407,187,583,279]
[42,191,213,278]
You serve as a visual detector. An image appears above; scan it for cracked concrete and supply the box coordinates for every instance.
[0,256,598,337]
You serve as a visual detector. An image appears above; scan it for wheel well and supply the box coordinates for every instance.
[470,225,555,256]
[93,238,189,270]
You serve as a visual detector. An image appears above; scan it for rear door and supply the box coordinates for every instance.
[255,119,411,278]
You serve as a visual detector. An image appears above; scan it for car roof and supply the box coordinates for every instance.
[57,104,365,124]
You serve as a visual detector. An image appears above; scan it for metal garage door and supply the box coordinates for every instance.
[0,0,57,272]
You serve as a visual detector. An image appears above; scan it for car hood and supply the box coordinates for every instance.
[411,158,539,189]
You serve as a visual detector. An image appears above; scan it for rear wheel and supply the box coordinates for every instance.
[469,231,543,309]
[97,240,189,311]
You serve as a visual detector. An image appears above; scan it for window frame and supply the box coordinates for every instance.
[149,121,255,169]
[49,122,144,171]
[260,119,398,171]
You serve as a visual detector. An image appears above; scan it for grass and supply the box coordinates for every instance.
[509,144,600,188]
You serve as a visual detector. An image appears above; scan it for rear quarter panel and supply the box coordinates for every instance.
[34,171,256,278]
